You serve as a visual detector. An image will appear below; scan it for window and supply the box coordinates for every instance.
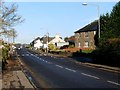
[85,32,88,37]
[78,43,80,48]
[94,31,96,35]
[84,41,89,47]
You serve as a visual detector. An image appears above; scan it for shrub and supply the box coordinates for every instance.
[91,38,120,67]
[48,43,54,50]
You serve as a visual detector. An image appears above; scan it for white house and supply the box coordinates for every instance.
[49,34,69,47]
[32,37,43,50]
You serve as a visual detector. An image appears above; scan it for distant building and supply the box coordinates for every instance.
[49,34,69,48]
[31,37,43,50]
[40,36,54,49]
[74,21,98,49]
[30,34,69,50]
[65,36,75,46]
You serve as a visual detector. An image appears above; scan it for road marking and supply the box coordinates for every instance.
[26,51,30,53]
[39,57,41,59]
[107,80,120,86]
[56,65,64,68]
[31,54,33,56]
[81,73,100,79]
[22,54,25,56]
[26,54,29,56]
[37,57,40,59]
[65,68,76,72]
[44,61,52,64]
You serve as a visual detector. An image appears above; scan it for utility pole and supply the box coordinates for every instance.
[46,32,49,54]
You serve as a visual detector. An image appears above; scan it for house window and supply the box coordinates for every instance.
[85,32,88,37]
[84,41,89,47]
[94,31,96,35]
[77,33,80,38]
[78,43,80,48]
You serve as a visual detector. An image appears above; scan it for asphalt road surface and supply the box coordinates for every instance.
[17,48,120,89]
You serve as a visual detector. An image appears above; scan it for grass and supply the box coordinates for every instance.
[81,50,93,53]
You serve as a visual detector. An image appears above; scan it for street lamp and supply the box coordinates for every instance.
[82,3,100,38]
[46,32,49,53]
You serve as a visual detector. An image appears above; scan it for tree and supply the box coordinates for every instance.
[0,1,24,70]
[92,1,120,67]
[64,37,69,42]
[7,28,17,43]
[0,1,24,37]
[99,1,120,47]
[110,1,120,38]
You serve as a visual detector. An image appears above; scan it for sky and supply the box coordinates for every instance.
[4,1,117,44]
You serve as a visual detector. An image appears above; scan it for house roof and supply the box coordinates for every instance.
[30,37,41,45]
[74,20,98,33]
[49,34,65,43]
[34,37,41,41]
[40,37,54,44]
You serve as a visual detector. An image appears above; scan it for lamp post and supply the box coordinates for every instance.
[82,3,100,38]
[46,32,49,54]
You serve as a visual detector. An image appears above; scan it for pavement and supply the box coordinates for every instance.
[2,71,34,89]
[2,55,35,90]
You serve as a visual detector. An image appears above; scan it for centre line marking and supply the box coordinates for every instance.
[56,65,63,68]
[107,80,120,86]
[81,73,100,79]
[47,62,51,64]
[65,68,76,72]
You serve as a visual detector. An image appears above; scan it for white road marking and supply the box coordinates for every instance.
[36,56,39,59]
[56,65,64,68]
[31,54,33,56]
[22,54,25,56]
[26,54,29,56]
[27,51,31,54]
[81,73,100,79]
[107,80,120,86]
[47,62,52,64]
[39,58,43,60]
[65,68,76,72]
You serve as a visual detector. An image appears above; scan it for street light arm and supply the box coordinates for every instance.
[82,3,100,38]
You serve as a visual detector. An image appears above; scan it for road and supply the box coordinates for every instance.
[17,48,120,89]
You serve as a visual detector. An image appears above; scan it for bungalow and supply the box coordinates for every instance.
[49,34,69,48]
[74,20,98,49]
